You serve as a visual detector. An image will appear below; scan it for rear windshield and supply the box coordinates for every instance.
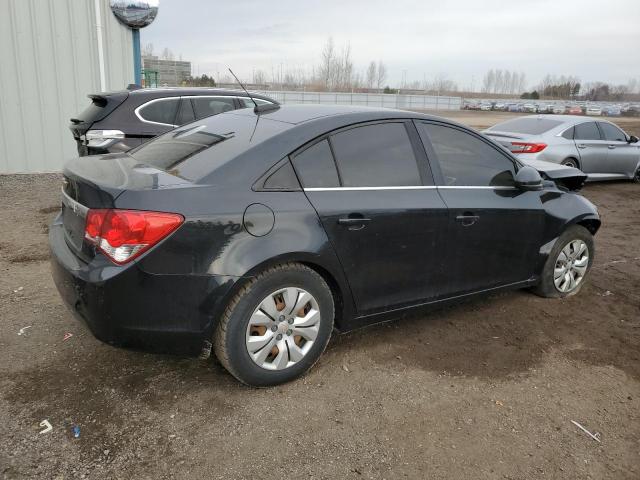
[488,117,563,135]
[73,94,127,124]
[128,112,288,181]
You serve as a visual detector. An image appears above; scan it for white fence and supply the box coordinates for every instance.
[254,90,463,111]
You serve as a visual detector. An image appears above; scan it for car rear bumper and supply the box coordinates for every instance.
[49,218,239,356]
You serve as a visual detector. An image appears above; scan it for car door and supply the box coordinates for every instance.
[291,121,449,315]
[573,121,608,173]
[416,121,545,296]
[598,122,639,175]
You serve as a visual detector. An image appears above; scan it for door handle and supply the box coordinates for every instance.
[456,214,479,226]
[577,144,587,149]
[337,217,371,225]
[608,145,616,149]
[337,216,371,231]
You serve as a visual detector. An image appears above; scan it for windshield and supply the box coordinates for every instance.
[488,117,563,135]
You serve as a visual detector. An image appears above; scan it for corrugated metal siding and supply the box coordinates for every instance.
[0,0,134,173]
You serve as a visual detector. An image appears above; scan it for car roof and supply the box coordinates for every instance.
[226,104,439,125]
[98,87,276,102]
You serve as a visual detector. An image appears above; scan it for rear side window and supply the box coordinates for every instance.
[561,127,574,140]
[291,139,340,188]
[261,162,300,190]
[192,97,235,119]
[488,117,562,135]
[330,123,422,187]
[574,122,601,140]
[419,123,515,187]
[599,122,626,142]
[138,98,180,125]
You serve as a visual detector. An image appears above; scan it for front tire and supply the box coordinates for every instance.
[532,225,594,298]
[214,263,334,387]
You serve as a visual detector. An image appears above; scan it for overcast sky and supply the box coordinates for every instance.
[141,0,640,89]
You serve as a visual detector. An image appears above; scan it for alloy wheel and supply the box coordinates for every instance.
[245,287,321,370]
[562,159,578,168]
[553,239,589,293]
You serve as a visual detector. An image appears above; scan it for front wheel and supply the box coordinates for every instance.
[214,263,334,387]
[532,225,594,298]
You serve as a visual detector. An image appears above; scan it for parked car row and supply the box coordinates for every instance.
[464,101,639,117]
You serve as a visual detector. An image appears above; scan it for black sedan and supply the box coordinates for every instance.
[50,104,600,386]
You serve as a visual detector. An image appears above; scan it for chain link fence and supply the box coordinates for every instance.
[253,90,462,111]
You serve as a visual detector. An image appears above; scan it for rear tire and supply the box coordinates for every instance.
[562,158,579,169]
[532,225,594,298]
[214,263,334,387]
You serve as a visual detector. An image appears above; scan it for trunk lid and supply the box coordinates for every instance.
[69,92,129,155]
[61,153,191,260]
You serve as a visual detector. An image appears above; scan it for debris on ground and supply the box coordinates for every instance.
[18,326,32,335]
[39,420,52,434]
[571,420,601,443]
[598,290,613,297]
[63,332,73,341]
[342,364,350,372]
[72,425,81,438]
[13,286,24,293]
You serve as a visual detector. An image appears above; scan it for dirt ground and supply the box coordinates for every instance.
[1,112,639,479]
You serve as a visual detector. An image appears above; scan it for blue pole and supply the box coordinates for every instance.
[132,28,141,85]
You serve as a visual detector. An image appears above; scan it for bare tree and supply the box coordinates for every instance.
[366,61,377,90]
[253,69,266,86]
[376,61,387,91]
[318,37,336,90]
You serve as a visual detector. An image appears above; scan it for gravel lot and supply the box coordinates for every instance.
[1,112,639,479]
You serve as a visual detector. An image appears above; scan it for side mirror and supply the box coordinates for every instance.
[514,166,543,191]
[629,135,639,144]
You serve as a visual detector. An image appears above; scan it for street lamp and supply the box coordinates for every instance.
[110,1,159,86]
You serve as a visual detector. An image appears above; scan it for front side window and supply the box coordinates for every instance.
[191,97,236,119]
[330,123,422,187]
[419,123,515,187]
[574,122,601,141]
[599,122,626,142]
[138,98,180,125]
[291,139,340,188]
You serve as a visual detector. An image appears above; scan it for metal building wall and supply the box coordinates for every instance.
[0,0,134,173]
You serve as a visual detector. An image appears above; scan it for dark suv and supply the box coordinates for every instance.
[68,87,277,156]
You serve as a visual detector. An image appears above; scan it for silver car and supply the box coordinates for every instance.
[483,115,640,182]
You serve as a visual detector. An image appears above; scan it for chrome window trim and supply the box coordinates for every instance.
[134,97,182,127]
[437,186,517,190]
[304,186,436,191]
[134,95,274,127]
[302,185,516,192]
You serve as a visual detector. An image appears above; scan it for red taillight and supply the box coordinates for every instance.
[510,142,547,154]
[84,209,184,264]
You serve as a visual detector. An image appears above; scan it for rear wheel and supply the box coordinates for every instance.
[562,158,579,169]
[532,225,594,298]
[214,263,334,386]
[633,166,640,183]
